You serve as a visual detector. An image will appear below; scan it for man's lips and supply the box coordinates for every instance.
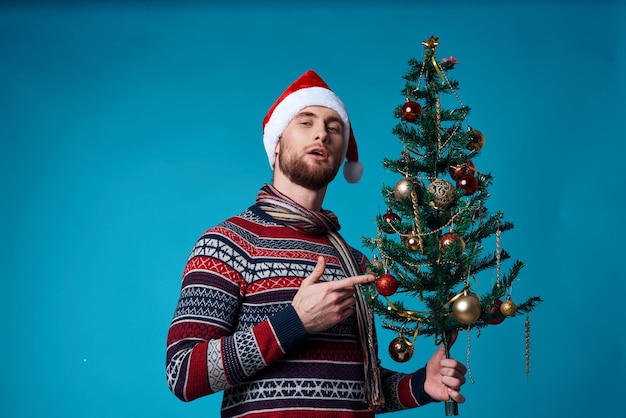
[306,147,329,160]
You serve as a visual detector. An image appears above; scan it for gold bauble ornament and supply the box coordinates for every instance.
[427,178,455,208]
[500,298,517,316]
[405,233,422,252]
[452,292,481,324]
[467,128,485,151]
[394,177,413,201]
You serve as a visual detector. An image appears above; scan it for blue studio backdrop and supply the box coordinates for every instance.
[1,1,625,417]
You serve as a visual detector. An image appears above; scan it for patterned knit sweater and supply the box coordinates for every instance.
[166,203,435,417]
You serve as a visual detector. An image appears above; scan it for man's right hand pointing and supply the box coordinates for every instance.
[292,256,375,333]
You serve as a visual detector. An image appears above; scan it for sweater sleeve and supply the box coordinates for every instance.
[165,228,309,402]
[378,366,437,411]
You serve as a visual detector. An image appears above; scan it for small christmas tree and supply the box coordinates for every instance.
[362,36,542,416]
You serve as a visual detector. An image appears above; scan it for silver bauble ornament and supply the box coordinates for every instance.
[394,178,413,201]
[452,292,481,324]
[427,178,455,208]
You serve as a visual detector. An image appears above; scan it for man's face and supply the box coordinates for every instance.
[275,106,345,191]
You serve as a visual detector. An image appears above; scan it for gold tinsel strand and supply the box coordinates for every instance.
[525,315,531,378]
[495,222,502,288]
[466,326,475,384]
[410,188,424,251]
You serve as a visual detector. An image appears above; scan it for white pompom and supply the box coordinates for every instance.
[343,160,364,184]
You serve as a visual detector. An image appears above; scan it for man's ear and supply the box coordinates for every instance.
[274,138,281,162]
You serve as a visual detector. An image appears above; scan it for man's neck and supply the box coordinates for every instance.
[272,177,327,212]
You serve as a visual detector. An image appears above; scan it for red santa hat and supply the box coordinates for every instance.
[262,69,363,184]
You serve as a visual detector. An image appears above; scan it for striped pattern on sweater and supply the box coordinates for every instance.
[166,205,432,417]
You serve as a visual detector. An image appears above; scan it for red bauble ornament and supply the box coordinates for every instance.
[401,99,422,122]
[439,231,466,255]
[388,336,414,362]
[457,174,478,195]
[449,160,475,181]
[486,299,506,325]
[381,207,401,234]
[376,273,398,296]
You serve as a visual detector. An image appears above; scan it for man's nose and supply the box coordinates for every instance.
[314,125,329,142]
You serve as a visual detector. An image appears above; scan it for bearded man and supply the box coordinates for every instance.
[165,70,467,418]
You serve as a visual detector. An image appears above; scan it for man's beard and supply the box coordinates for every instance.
[277,150,341,191]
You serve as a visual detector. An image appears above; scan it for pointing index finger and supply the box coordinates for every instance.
[329,274,375,290]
